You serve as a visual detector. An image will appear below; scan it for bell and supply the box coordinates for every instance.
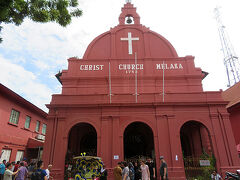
[126,17,132,24]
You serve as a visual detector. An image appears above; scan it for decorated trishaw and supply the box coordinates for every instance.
[66,155,103,180]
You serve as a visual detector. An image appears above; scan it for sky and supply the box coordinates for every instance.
[0,0,240,112]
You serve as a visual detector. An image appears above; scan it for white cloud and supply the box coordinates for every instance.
[0,56,52,112]
[32,59,50,71]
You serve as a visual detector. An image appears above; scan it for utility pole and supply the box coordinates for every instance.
[214,7,240,87]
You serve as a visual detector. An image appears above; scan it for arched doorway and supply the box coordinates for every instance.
[66,123,97,161]
[124,122,155,161]
[64,123,97,179]
[180,121,215,179]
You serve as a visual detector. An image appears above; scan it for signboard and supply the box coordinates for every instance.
[68,164,72,171]
[113,155,119,160]
[35,134,45,141]
[199,160,210,166]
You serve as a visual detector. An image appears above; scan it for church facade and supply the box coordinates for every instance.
[43,2,240,179]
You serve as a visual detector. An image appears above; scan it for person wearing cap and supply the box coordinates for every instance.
[45,164,53,179]
[159,156,168,180]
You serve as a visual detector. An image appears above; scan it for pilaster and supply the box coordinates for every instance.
[48,116,66,180]
[156,114,185,179]
[111,116,121,167]
[155,115,171,166]
[210,113,230,167]
[100,116,112,167]
[43,116,55,165]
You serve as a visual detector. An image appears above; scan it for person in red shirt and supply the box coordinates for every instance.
[13,161,20,172]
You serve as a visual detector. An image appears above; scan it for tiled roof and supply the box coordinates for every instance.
[222,82,240,108]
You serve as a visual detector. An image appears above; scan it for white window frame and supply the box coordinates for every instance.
[0,149,12,162]
[15,150,24,162]
[42,124,47,135]
[9,109,20,125]
[35,121,40,132]
[25,116,31,129]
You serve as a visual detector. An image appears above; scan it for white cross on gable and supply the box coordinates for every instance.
[121,32,139,55]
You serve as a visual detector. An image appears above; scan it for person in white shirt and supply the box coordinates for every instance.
[211,171,222,180]
[10,162,15,172]
[45,164,52,179]
[3,163,19,180]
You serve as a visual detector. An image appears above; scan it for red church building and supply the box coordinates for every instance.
[0,83,48,163]
[43,2,240,179]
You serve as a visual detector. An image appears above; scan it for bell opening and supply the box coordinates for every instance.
[125,16,134,24]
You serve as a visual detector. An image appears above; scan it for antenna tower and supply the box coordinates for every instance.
[214,7,240,87]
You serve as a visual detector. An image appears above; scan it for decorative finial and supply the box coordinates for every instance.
[81,152,86,156]
[126,0,132,3]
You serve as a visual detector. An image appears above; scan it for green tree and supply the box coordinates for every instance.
[0,0,82,42]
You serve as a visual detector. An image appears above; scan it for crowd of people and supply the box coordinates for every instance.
[113,157,168,180]
[0,157,169,180]
[0,159,52,180]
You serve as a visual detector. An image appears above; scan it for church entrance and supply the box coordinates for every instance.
[65,123,97,179]
[124,122,155,162]
[66,123,97,161]
[180,121,215,179]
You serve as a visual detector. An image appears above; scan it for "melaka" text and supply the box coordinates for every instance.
[156,63,183,70]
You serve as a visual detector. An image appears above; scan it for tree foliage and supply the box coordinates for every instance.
[0,0,82,42]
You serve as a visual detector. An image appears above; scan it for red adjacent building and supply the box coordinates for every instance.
[43,2,240,179]
[0,83,47,163]
[222,82,240,154]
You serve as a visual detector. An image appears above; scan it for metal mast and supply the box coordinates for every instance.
[214,7,240,87]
